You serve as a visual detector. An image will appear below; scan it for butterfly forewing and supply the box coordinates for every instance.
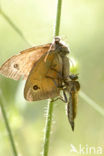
[0,43,51,80]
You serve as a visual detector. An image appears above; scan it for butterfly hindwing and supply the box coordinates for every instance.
[24,52,63,101]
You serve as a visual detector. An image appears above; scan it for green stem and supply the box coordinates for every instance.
[0,91,18,156]
[54,0,62,36]
[43,100,54,156]
[43,0,62,156]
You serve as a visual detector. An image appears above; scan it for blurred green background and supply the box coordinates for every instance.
[0,0,104,156]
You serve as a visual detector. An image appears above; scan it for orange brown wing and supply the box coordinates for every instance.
[0,43,51,80]
[24,52,63,101]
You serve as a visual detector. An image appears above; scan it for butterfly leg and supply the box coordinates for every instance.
[51,95,67,103]
[51,87,68,103]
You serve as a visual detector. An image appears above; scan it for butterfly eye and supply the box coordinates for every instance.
[33,85,40,90]
[13,64,19,70]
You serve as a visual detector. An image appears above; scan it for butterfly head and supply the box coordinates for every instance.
[53,36,70,57]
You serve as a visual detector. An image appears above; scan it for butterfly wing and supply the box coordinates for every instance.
[24,52,63,101]
[0,43,51,80]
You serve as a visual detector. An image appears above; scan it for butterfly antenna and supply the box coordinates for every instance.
[44,43,53,62]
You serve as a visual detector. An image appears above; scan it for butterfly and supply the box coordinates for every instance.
[0,37,69,101]
[0,37,80,130]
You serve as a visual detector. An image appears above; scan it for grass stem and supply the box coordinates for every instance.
[0,91,18,156]
[43,0,62,155]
